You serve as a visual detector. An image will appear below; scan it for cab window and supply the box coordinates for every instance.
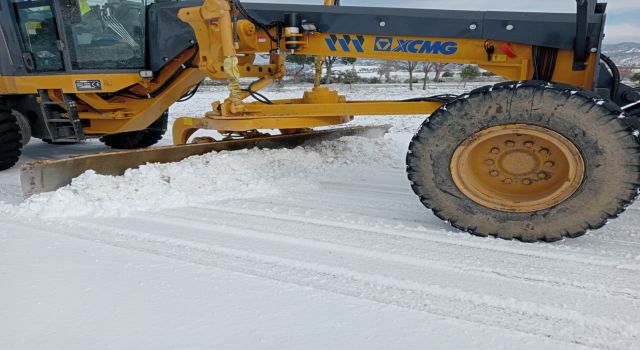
[62,0,146,70]
[12,0,64,72]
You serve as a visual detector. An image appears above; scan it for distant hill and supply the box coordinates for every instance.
[602,42,640,66]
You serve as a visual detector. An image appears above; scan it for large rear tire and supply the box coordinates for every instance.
[100,111,168,150]
[0,101,23,171]
[407,81,640,242]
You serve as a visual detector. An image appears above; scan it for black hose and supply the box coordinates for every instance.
[241,81,274,104]
[232,0,279,43]
[532,47,540,80]
[122,46,199,100]
[544,48,553,80]
[402,94,459,103]
[532,46,558,82]
[547,48,558,81]
[177,83,201,102]
[600,53,620,101]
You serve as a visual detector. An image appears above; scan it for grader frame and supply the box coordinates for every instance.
[170,0,602,143]
[0,0,611,140]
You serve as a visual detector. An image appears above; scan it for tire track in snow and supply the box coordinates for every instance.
[194,202,640,272]
[244,192,640,255]
[152,206,640,301]
[323,173,640,247]
[5,218,637,350]
[127,209,640,308]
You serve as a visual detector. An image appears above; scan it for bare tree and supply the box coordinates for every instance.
[421,61,435,90]
[377,61,396,82]
[324,57,338,84]
[286,55,314,83]
[399,61,419,90]
[433,62,447,82]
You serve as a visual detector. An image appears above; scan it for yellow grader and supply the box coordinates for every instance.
[1,0,639,241]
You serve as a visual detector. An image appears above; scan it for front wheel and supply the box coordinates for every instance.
[407,81,640,242]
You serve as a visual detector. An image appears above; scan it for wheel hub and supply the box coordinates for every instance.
[499,149,538,176]
[450,124,585,212]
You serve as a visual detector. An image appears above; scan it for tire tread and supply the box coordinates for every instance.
[406,81,640,242]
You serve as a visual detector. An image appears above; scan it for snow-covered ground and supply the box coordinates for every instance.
[1,83,639,350]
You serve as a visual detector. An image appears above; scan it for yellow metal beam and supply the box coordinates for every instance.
[76,94,126,111]
[172,95,443,144]
[85,68,205,134]
[0,73,143,94]
[173,116,353,144]
[287,33,596,88]
[237,100,443,119]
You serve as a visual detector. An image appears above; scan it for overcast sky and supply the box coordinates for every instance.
[249,0,638,44]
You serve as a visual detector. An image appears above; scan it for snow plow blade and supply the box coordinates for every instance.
[21,125,389,198]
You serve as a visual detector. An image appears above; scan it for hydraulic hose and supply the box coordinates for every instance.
[600,53,620,101]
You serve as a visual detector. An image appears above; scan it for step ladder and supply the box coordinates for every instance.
[38,90,85,143]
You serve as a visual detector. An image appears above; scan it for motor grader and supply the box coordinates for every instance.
[1,0,639,241]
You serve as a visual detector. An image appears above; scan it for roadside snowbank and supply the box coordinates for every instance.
[1,136,403,218]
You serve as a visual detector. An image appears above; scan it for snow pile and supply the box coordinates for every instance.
[1,136,403,218]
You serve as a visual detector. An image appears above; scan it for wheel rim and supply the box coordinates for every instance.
[450,124,585,213]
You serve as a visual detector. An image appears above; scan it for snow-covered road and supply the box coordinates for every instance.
[1,84,639,349]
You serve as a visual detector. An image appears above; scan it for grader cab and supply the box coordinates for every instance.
[1,0,639,241]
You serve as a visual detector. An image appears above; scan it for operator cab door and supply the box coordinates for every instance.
[11,0,65,72]
[60,0,147,70]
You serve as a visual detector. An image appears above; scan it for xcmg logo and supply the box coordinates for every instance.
[374,37,458,55]
[325,35,365,53]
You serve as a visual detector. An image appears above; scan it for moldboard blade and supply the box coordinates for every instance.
[20,125,390,198]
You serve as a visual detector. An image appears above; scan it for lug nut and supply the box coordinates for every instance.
[490,170,500,177]
[503,178,513,184]
[522,178,532,185]
[523,141,534,148]
[537,172,547,179]
[544,161,555,168]
[505,140,515,147]
[484,159,495,166]
[490,147,500,154]
[539,148,550,156]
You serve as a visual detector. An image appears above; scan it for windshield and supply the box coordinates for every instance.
[63,0,146,70]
